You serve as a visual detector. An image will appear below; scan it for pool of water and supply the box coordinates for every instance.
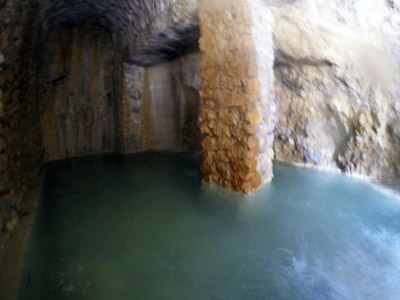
[18,152,400,300]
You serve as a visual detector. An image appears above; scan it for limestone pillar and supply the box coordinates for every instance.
[198,0,276,194]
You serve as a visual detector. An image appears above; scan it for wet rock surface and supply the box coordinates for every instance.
[0,0,43,253]
[0,0,200,252]
[141,52,202,152]
[40,23,117,161]
[272,0,400,184]
[199,0,275,194]
[128,23,200,66]
[40,0,199,64]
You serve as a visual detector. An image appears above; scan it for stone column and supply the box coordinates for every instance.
[198,0,276,194]
[119,63,145,153]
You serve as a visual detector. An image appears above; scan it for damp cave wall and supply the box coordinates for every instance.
[40,23,117,161]
[0,0,43,251]
[0,0,201,251]
[119,53,202,154]
[39,25,202,160]
[272,0,400,184]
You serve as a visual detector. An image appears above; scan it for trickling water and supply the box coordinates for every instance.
[18,153,400,300]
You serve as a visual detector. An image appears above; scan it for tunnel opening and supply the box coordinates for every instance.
[37,16,203,160]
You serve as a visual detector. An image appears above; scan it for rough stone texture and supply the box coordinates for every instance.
[119,63,145,153]
[0,0,43,252]
[40,23,116,161]
[272,0,400,184]
[117,52,202,154]
[141,52,202,152]
[249,0,276,187]
[39,0,200,65]
[128,23,200,66]
[0,0,205,253]
[199,0,275,194]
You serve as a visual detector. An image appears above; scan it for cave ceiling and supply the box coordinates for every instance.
[39,0,200,65]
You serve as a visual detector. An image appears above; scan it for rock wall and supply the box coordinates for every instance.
[121,52,202,153]
[118,63,145,152]
[0,0,43,251]
[249,0,276,189]
[0,0,203,252]
[199,0,275,194]
[40,23,117,161]
[272,0,400,184]
[132,0,199,49]
[39,0,200,66]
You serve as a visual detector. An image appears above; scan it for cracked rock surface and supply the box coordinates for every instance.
[272,0,400,183]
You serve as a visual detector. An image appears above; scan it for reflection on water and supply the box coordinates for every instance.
[18,153,400,300]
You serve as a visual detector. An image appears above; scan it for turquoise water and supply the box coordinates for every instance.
[18,153,400,300]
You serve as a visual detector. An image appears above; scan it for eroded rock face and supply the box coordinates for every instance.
[118,63,145,152]
[0,0,202,251]
[0,0,43,251]
[40,23,117,161]
[118,53,202,154]
[272,0,400,184]
[199,0,275,194]
[140,52,202,152]
[40,0,200,65]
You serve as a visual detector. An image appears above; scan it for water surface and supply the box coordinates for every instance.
[19,153,400,300]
